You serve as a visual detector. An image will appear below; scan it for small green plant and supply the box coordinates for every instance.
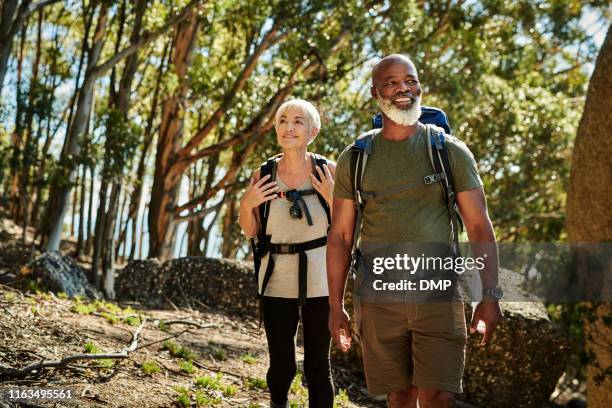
[122,315,140,326]
[222,384,237,397]
[176,392,190,407]
[290,373,307,396]
[240,353,257,364]
[71,303,95,315]
[179,360,196,374]
[195,373,223,390]
[57,292,68,299]
[162,340,197,361]
[334,388,350,407]
[141,360,161,375]
[194,390,221,405]
[212,348,226,361]
[30,306,39,315]
[101,312,118,325]
[83,342,113,368]
[84,342,101,354]
[3,292,16,301]
[246,376,267,390]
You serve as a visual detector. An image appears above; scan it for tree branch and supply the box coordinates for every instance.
[0,318,147,378]
[88,0,199,80]
[176,17,285,158]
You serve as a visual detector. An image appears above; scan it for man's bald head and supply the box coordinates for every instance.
[372,54,417,86]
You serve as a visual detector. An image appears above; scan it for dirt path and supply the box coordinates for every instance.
[0,286,381,408]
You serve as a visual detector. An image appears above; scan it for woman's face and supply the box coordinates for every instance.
[275,107,317,150]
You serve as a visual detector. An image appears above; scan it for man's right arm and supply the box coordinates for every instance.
[327,196,357,351]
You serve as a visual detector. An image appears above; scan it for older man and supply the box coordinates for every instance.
[327,54,502,408]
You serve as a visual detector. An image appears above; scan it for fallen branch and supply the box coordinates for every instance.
[0,318,147,378]
[136,328,191,351]
[159,320,216,330]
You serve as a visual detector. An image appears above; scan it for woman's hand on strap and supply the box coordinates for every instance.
[310,163,334,205]
[241,174,279,211]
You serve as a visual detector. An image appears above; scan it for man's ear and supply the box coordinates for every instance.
[370,86,378,99]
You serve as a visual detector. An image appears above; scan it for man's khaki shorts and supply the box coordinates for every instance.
[355,300,467,395]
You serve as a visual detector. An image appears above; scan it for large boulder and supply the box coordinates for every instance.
[114,258,164,307]
[116,257,258,318]
[463,301,570,408]
[22,251,102,299]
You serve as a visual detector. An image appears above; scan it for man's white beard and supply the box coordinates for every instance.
[377,95,421,126]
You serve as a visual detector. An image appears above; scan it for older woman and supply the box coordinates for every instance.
[239,99,335,408]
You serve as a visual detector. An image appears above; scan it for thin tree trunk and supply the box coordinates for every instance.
[41,2,110,252]
[85,164,95,256]
[76,163,87,257]
[8,22,27,222]
[148,11,199,259]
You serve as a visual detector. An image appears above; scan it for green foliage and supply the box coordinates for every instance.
[163,340,198,361]
[141,360,161,375]
[83,342,114,368]
[179,360,196,374]
[240,352,257,364]
[334,388,350,407]
[212,348,226,361]
[245,376,267,390]
[195,373,223,390]
[289,373,307,407]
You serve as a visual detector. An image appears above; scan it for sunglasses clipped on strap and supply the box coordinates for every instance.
[277,189,316,225]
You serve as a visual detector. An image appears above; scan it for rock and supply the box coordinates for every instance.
[116,257,259,318]
[463,301,570,408]
[23,251,102,299]
[115,259,164,307]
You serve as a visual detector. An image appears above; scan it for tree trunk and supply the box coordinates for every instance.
[566,25,612,408]
[148,11,199,259]
[8,22,27,222]
[41,2,109,251]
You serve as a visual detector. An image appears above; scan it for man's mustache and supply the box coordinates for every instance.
[391,93,418,103]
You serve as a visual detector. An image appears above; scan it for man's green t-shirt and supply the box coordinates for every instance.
[334,125,482,244]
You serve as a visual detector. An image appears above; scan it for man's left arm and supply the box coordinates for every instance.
[456,187,502,346]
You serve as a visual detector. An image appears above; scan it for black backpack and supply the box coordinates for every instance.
[250,154,331,321]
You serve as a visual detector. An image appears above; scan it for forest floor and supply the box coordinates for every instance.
[0,216,382,408]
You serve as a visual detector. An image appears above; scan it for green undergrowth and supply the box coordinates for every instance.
[70,298,142,326]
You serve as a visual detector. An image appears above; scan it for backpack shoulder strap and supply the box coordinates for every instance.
[258,155,280,237]
[310,153,331,226]
[350,129,379,208]
[425,125,463,254]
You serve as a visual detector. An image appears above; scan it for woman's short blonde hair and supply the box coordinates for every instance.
[275,99,321,130]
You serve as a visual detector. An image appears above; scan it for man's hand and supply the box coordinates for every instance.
[470,301,502,346]
[329,306,352,352]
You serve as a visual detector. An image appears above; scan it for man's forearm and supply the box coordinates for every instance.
[327,233,352,309]
[467,226,499,289]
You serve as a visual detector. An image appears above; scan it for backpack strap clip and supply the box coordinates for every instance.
[424,172,446,185]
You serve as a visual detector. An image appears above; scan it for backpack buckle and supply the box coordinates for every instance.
[424,172,445,184]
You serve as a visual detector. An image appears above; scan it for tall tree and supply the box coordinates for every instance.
[39,1,197,252]
[0,0,60,94]
[566,25,612,408]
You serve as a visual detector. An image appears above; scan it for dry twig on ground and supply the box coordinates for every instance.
[0,318,147,378]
